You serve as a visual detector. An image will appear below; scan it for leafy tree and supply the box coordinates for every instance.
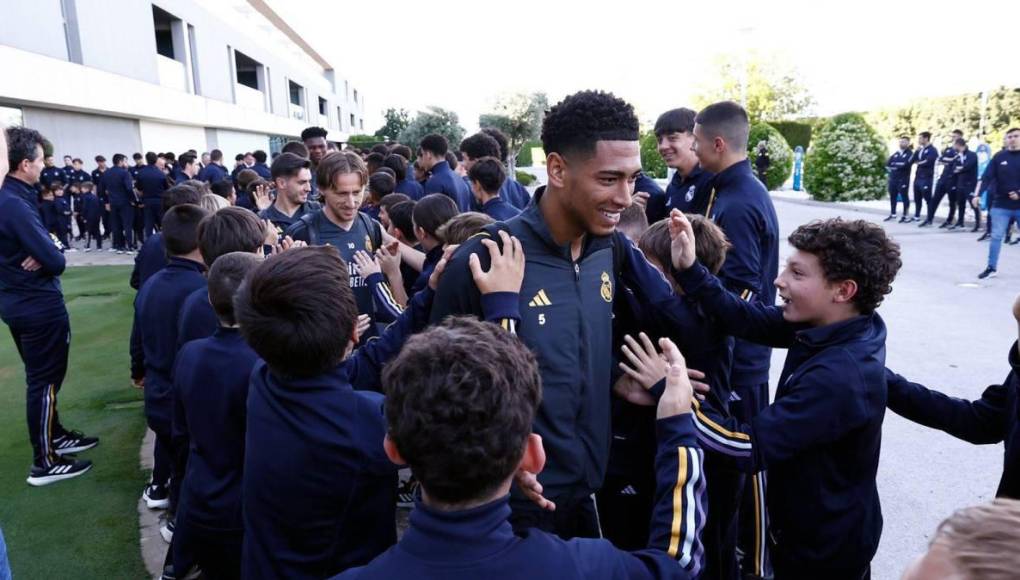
[866,87,1020,147]
[693,51,815,124]
[639,131,666,179]
[397,107,465,151]
[804,113,887,202]
[374,108,410,141]
[479,92,548,173]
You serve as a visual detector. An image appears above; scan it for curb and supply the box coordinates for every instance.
[137,429,165,579]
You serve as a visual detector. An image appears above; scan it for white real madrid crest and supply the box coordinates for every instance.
[600,271,613,303]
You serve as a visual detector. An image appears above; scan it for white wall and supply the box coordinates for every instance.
[22,107,141,164]
[0,0,68,61]
[209,129,269,159]
[138,120,206,155]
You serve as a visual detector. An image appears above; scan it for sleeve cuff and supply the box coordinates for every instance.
[366,272,385,286]
[672,260,711,294]
[649,377,666,401]
[481,292,520,322]
[656,414,697,449]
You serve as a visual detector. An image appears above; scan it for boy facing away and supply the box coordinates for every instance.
[331,312,702,580]
[667,211,902,579]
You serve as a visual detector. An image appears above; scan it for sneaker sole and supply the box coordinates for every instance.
[55,440,99,455]
[144,494,170,510]
[160,526,174,544]
[26,463,93,487]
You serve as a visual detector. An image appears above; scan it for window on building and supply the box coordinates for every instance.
[289,81,304,106]
[60,0,83,64]
[152,5,178,59]
[337,106,342,129]
[359,118,364,130]
[187,24,200,95]
[350,113,355,128]
[353,89,358,103]
[318,97,328,116]
[234,50,261,90]
[0,105,24,128]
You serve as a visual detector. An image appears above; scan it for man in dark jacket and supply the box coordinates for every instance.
[885,136,914,222]
[913,132,939,225]
[430,91,685,540]
[99,153,138,252]
[931,130,964,227]
[1,126,98,486]
[420,134,472,211]
[135,152,169,240]
[950,138,979,231]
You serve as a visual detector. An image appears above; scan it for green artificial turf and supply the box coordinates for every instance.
[0,266,148,579]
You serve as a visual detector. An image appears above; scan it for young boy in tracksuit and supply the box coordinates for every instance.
[236,244,510,579]
[884,292,1020,500]
[329,305,702,580]
[134,204,210,511]
[175,207,266,347]
[53,185,72,250]
[668,211,902,579]
[80,181,102,251]
[605,216,740,580]
[171,252,263,579]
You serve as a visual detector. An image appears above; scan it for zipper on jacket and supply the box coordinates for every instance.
[573,262,580,282]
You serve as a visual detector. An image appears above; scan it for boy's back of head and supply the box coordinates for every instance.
[207,252,262,327]
[466,156,506,195]
[162,183,205,215]
[383,317,541,507]
[641,215,730,275]
[435,212,494,246]
[903,499,1020,580]
[368,172,396,200]
[617,203,649,243]
[163,204,210,257]
[387,201,417,242]
[787,219,901,314]
[235,246,357,379]
[197,206,266,267]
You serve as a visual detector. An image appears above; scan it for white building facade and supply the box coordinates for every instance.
[0,0,365,161]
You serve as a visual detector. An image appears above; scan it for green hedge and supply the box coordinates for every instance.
[640,131,667,178]
[771,121,813,150]
[515,140,542,167]
[516,171,537,186]
[748,123,793,191]
[804,113,888,202]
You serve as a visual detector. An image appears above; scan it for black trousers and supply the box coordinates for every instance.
[928,178,954,222]
[733,382,771,578]
[110,203,134,249]
[510,492,601,540]
[142,200,162,240]
[913,179,932,218]
[888,179,909,215]
[7,312,71,467]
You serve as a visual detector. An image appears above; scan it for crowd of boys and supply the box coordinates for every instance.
[3,89,1020,580]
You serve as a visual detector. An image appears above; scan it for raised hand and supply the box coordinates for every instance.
[657,337,694,419]
[668,209,697,271]
[352,250,381,278]
[468,231,525,294]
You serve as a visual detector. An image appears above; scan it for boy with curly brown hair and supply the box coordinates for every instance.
[667,212,902,580]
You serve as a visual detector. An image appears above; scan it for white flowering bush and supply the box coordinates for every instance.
[748,123,793,191]
[804,113,887,202]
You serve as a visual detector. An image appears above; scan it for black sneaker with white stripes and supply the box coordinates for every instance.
[53,430,99,455]
[26,458,93,486]
[143,482,170,509]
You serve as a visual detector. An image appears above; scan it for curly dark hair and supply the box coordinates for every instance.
[788,219,902,314]
[479,127,509,162]
[541,90,638,158]
[382,317,541,505]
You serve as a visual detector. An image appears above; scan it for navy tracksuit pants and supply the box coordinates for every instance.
[110,203,135,250]
[7,312,71,468]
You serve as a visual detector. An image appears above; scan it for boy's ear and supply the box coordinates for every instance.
[518,433,546,475]
[383,435,405,467]
[832,279,859,306]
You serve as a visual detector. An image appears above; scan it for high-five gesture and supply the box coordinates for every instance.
[656,337,694,419]
[668,209,697,271]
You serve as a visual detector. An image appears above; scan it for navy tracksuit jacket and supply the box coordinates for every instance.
[242,285,515,579]
[886,340,1020,499]
[674,261,886,579]
[646,166,715,223]
[481,197,520,221]
[500,177,531,210]
[197,163,229,184]
[424,161,472,211]
[394,176,425,200]
[330,415,700,580]
[172,327,259,577]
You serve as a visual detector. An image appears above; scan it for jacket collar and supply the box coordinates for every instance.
[518,188,612,261]
[711,159,755,191]
[399,495,517,561]
[166,256,207,273]
[2,175,39,205]
[794,312,884,349]
[430,160,452,176]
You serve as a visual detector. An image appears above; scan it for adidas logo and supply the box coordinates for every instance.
[619,485,638,496]
[528,289,552,307]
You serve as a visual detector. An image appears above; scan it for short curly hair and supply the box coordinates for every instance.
[382,317,541,505]
[788,219,901,314]
[459,132,501,161]
[541,90,639,158]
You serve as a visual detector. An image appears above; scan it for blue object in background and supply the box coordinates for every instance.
[977,143,992,210]
[793,146,804,191]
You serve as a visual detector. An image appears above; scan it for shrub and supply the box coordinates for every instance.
[640,131,667,179]
[771,121,813,150]
[804,113,888,202]
[748,123,793,191]
[515,140,542,167]
[515,171,536,186]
